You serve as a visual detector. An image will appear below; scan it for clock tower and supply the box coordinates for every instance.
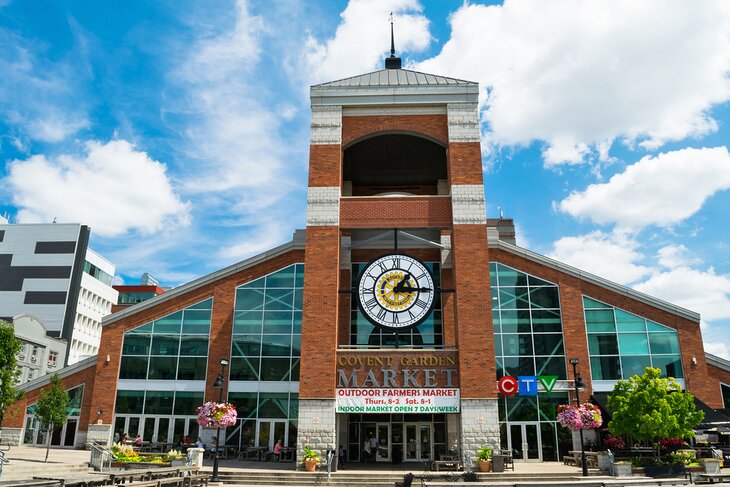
[297,53,498,461]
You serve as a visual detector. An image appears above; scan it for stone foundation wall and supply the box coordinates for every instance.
[296,399,336,466]
[0,427,23,446]
[85,423,112,448]
[459,399,500,459]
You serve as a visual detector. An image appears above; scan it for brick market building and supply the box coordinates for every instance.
[4,56,730,461]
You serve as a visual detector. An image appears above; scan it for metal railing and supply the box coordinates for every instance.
[89,442,113,472]
[0,442,10,480]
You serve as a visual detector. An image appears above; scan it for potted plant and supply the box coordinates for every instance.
[476,445,492,472]
[302,445,320,472]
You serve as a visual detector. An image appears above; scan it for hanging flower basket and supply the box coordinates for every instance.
[556,403,602,430]
[196,402,238,429]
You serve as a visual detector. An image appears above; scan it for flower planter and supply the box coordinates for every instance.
[701,459,721,474]
[303,458,318,472]
[171,459,188,467]
[478,460,491,472]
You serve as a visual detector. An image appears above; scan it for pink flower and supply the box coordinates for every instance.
[196,401,238,428]
[557,403,602,430]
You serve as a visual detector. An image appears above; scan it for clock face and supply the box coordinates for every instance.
[357,254,435,330]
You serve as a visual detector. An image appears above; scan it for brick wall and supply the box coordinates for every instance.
[300,226,340,398]
[308,145,341,187]
[340,196,452,228]
[452,224,496,397]
[342,115,448,147]
[707,363,730,407]
[448,143,483,185]
[491,248,722,408]
[87,249,305,427]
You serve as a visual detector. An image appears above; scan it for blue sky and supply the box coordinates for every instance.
[1,0,729,358]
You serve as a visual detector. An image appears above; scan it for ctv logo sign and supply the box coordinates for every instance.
[497,375,558,396]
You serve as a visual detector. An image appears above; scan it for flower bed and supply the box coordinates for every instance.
[110,444,186,466]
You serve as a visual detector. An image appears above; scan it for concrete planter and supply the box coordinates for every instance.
[613,462,632,477]
[597,451,610,471]
[702,458,721,474]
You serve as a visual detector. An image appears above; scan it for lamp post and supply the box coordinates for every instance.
[569,358,588,477]
[211,359,229,483]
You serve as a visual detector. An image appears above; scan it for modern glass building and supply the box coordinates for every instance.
[5,60,730,464]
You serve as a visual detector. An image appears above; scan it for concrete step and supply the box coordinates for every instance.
[0,462,92,481]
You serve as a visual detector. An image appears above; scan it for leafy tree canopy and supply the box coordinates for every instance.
[607,367,703,444]
[0,320,24,424]
[36,375,70,428]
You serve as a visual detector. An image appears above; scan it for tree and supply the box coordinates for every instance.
[35,375,69,462]
[0,320,24,436]
[607,367,703,449]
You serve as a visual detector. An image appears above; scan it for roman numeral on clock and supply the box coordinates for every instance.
[376,308,387,320]
[364,297,377,309]
[391,257,400,269]
[416,298,429,309]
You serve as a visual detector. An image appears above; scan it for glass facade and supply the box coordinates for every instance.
[350,262,443,348]
[230,264,303,382]
[722,383,730,408]
[584,296,684,381]
[226,392,299,449]
[24,385,84,447]
[84,260,114,286]
[118,298,212,381]
[491,263,569,461]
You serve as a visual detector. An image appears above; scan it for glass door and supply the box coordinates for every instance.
[257,419,288,451]
[376,423,390,462]
[508,422,541,461]
[404,423,433,462]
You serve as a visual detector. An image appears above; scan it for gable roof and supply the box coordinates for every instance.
[312,69,476,88]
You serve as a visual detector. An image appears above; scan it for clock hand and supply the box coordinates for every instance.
[393,272,411,293]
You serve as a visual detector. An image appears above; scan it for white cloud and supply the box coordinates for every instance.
[5,140,190,237]
[657,244,701,270]
[417,1,730,165]
[704,341,729,360]
[302,0,432,84]
[548,230,652,285]
[634,267,730,322]
[557,147,730,228]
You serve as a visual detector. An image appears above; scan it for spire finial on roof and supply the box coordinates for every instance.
[385,11,402,69]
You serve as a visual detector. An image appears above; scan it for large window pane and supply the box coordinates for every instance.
[151,335,180,356]
[503,356,535,377]
[145,391,174,414]
[496,265,528,286]
[177,357,207,380]
[533,334,564,356]
[179,336,209,356]
[590,356,621,380]
[649,333,680,354]
[502,334,533,356]
[535,356,567,379]
[531,310,562,332]
[529,287,560,309]
[258,393,289,418]
[506,396,537,421]
[174,392,204,415]
[498,288,530,309]
[618,334,649,355]
[260,358,294,381]
[230,357,260,381]
[262,311,293,334]
[499,310,531,333]
[148,356,177,379]
[153,312,182,334]
[119,356,148,379]
[615,310,646,332]
[122,334,150,355]
[585,310,615,332]
[261,335,292,356]
[116,390,144,414]
[652,355,683,378]
[233,311,263,334]
[182,310,212,334]
[264,289,294,310]
[229,393,258,419]
[236,288,265,310]
[294,264,304,288]
[588,334,618,355]
[621,356,651,378]
[583,297,609,309]
[266,267,296,288]
[232,336,262,357]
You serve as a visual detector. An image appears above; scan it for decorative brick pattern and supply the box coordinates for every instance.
[311,106,342,145]
[342,114,448,146]
[343,106,447,116]
[340,196,452,228]
[451,185,487,225]
[296,399,337,465]
[460,399,500,456]
[491,248,722,408]
[306,186,340,226]
[447,103,480,143]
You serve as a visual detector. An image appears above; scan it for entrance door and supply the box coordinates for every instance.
[375,423,390,462]
[141,416,173,444]
[508,423,541,461]
[257,420,287,451]
[404,423,433,462]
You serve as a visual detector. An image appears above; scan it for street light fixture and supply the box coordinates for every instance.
[569,358,588,477]
[211,358,229,482]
